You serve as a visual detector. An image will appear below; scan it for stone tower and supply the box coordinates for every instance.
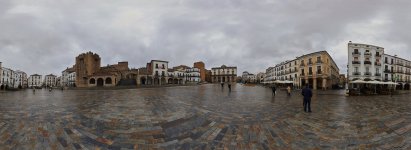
[194,61,206,82]
[75,52,101,87]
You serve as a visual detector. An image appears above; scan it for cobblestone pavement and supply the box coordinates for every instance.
[0,84,411,149]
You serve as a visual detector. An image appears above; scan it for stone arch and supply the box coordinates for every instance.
[97,78,104,87]
[179,79,183,84]
[168,78,173,84]
[161,77,166,85]
[89,78,96,84]
[174,79,178,84]
[154,77,160,85]
[405,83,410,90]
[147,77,153,85]
[126,73,138,79]
[141,76,147,85]
[105,77,112,84]
[397,83,403,90]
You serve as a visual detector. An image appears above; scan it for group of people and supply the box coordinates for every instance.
[271,85,292,96]
[271,84,312,113]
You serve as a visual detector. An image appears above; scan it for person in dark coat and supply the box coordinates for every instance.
[272,86,277,96]
[228,83,232,92]
[301,84,313,112]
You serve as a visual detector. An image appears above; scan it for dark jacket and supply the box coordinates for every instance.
[301,87,312,100]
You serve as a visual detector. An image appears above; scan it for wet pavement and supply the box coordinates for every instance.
[0,84,411,149]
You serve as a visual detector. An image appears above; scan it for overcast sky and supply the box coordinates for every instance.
[1,0,411,76]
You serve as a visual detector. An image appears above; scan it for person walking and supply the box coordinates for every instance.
[301,84,313,112]
[287,86,292,96]
[221,82,224,88]
[272,86,277,96]
[228,83,232,92]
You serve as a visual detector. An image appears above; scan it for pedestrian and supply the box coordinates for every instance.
[301,84,313,112]
[221,82,224,88]
[228,83,232,92]
[287,86,291,96]
[272,86,276,96]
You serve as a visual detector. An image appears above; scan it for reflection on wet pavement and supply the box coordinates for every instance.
[0,84,411,149]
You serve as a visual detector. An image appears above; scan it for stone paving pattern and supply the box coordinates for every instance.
[1,84,411,149]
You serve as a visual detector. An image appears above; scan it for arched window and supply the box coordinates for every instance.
[105,78,112,84]
[89,78,96,84]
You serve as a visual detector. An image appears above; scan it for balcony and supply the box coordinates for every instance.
[308,62,313,66]
[364,72,371,76]
[317,71,322,75]
[300,63,305,67]
[384,69,391,73]
[316,60,322,64]
[375,54,382,58]
[352,61,361,65]
[353,72,361,76]
[375,73,381,76]
[395,62,404,66]
[352,52,361,56]
[374,62,381,66]
[308,73,313,76]
[393,70,404,74]
[364,52,371,56]
[364,61,372,65]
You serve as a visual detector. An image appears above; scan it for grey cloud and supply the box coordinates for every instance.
[1,0,411,76]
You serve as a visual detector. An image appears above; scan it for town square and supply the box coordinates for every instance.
[2,0,411,149]
[0,84,411,149]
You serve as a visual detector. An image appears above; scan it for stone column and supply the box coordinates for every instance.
[313,78,317,90]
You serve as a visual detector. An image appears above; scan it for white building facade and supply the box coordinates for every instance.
[1,67,14,89]
[44,74,57,87]
[61,67,76,87]
[185,68,200,83]
[347,42,384,81]
[28,74,42,88]
[13,70,27,89]
[242,71,257,83]
[211,65,237,83]
[68,72,76,87]
[347,42,411,90]
[257,72,265,83]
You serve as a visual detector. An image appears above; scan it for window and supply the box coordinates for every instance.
[155,64,158,68]
[355,67,359,72]
[162,64,165,69]
[354,49,359,53]
[317,66,322,74]
[309,67,312,75]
